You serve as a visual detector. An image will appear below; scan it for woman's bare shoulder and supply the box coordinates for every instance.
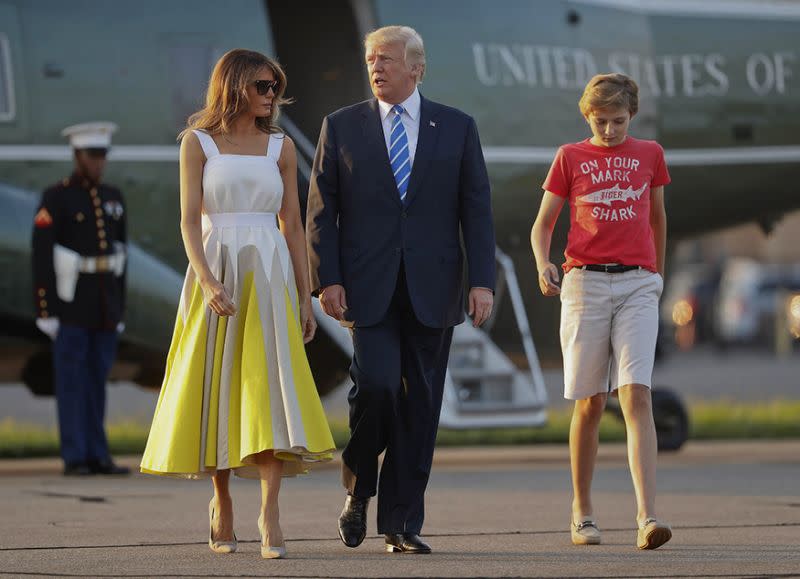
[180,130,206,159]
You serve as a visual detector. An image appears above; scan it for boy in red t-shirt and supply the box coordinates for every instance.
[531,73,672,550]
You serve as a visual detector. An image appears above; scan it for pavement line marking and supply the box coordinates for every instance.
[3,572,800,579]
[2,521,798,551]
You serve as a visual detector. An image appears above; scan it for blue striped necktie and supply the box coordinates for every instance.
[389,105,411,202]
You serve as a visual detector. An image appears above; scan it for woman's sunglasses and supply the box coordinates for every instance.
[253,80,279,96]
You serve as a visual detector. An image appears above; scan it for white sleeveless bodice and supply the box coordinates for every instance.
[179,129,295,324]
[194,129,285,214]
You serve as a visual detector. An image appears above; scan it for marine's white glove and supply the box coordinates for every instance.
[35,317,60,340]
[116,322,125,334]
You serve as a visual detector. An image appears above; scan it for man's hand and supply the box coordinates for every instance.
[468,287,493,327]
[538,262,561,296]
[35,317,60,340]
[299,298,317,343]
[320,284,348,321]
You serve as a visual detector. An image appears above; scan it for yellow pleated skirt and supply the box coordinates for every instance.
[140,224,335,479]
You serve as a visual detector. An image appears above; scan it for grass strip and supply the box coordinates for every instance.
[1,400,799,458]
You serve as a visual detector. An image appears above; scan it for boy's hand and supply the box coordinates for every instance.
[538,263,561,296]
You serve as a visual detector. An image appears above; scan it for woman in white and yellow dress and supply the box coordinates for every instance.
[140,49,335,559]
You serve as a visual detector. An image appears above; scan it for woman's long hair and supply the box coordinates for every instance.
[179,49,291,139]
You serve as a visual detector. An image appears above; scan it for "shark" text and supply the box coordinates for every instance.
[591,206,637,221]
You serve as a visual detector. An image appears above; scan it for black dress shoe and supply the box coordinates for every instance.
[338,494,370,548]
[384,533,432,554]
[63,463,92,476]
[88,460,131,475]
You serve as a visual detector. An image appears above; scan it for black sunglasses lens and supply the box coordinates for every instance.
[255,80,278,95]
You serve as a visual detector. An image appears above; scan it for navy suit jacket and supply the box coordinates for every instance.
[306,95,496,329]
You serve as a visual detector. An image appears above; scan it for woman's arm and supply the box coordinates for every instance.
[649,185,667,277]
[179,132,236,316]
[277,135,316,343]
[531,191,566,296]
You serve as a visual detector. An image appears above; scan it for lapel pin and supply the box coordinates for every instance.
[430,121,436,127]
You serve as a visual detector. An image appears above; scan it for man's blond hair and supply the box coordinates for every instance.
[365,25,426,84]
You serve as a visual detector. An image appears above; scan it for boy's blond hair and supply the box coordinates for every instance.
[579,73,639,117]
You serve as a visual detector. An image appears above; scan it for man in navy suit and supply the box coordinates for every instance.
[306,25,496,554]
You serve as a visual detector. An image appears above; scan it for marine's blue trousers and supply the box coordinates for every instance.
[53,324,118,466]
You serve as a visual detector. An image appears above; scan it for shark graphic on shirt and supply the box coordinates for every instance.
[577,183,647,207]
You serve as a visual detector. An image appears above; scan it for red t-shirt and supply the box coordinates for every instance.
[542,136,670,272]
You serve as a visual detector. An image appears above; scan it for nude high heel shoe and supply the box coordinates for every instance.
[208,499,238,554]
[257,512,286,559]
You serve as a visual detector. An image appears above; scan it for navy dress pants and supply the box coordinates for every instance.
[342,265,454,535]
[53,324,118,466]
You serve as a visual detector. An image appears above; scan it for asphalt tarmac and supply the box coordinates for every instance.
[1,441,798,578]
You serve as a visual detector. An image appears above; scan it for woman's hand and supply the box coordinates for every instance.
[300,297,317,343]
[538,262,561,296]
[200,276,237,317]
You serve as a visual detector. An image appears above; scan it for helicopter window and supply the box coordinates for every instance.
[0,34,14,121]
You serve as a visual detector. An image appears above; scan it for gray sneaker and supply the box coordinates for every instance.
[637,518,672,550]
[571,518,601,545]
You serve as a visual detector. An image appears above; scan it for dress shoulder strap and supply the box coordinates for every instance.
[267,133,285,162]
[192,129,220,159]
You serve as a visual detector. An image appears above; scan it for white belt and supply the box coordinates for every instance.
[53,243,126,303]
[78,253,126,274]
[202,212,278,229]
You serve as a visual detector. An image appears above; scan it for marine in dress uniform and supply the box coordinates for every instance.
[31,122,130,476]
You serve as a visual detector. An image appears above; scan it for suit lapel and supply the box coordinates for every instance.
[403,96,439,208]
[362,99,402,207]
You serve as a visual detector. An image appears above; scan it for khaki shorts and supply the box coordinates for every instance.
[559,268,663,400]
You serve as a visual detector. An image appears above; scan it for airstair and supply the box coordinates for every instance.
[441,246,548,427]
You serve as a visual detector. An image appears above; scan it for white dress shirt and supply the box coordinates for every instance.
[378,87,421,168]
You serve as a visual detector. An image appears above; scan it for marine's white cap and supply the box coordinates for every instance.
[61,122,118,149]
